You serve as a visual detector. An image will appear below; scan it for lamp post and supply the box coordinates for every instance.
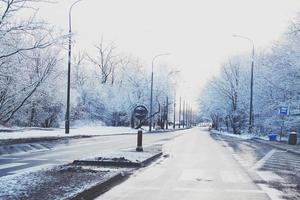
[65,0,83,134]
[179,96,181,128]
[149,53,169,132]
[233,34,255,133]
[173,91,176,129]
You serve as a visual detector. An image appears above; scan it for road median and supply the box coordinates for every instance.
[0,145,163,200]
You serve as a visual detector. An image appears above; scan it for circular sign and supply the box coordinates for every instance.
[133,105,148,120]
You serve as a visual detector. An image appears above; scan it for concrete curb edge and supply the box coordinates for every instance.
[70,172,130,200]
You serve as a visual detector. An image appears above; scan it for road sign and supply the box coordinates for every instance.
[279,106,289,116]
[133,105,148,120]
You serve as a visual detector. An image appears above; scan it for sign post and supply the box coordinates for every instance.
[278,106,289,141]
[279,106,289,116]
[133,105,148,152]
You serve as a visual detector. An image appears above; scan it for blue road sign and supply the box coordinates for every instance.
[279,106,289,116]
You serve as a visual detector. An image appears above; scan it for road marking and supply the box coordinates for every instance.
[8,164,58,174]
[0,162,28,170]
[0,157,18,160]
[28,150,78,159]
[256,171,284,182]
[251,149,277,170]
[258,183,283,200]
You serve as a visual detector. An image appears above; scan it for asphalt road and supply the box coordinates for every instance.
[97,128,272,200]
[211,133,300,200]
[0,130,183,177]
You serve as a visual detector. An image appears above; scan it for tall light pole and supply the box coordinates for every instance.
[182,100,185,128]
[179,96,181,128]
[233,34,255,133]
[149,53,169,132]
[65,0,83,134]
[173,91,176,129]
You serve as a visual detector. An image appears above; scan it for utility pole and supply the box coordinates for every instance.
[173,94,176,129]
[185,103,187,128]
[183,100,185,128]
[149,54,169,132]
[233,34,255,133]
[179,96,181,128]
[249,46,254,132]
[191,108,193,127]
[166,96,169,129]
[65,0,83,134]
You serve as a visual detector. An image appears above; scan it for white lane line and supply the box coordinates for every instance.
[21,158,48,161]
[0,157,18,160]
[27,150,78,159]
[55,159,73,162]
[8,164,58,174]
[0,162,28,170]
[258,183,283,200]
[250,149,277,171]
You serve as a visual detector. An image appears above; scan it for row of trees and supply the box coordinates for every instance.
[199,15,300,135]
[0,0,177,128]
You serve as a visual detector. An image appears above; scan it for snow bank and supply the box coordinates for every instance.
[210,130,256,140]
[0,125,136,140]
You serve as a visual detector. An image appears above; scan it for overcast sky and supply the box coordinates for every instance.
[39,0,300,106]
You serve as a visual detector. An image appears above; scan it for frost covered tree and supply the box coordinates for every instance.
[0,0,64,126]
[199,57,249,134]
[199,15,300,135]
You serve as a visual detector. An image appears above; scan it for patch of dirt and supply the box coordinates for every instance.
[96,156,132,163]
[1,164,124,200]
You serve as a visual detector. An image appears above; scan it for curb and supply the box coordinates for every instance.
[71,151,163,199]
[73,152,163,168]
[70,172,130,200]
[253,139,300,156]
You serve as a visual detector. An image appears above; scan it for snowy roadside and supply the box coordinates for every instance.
[0,125,137,155]
[0,123,183,141]
[0,123,184,155]
[210,129,300,147]
[0,145,163,200]
[210,129,260,140]
[0,125,137,140]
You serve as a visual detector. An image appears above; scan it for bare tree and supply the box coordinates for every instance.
[209,61,244,134]
[0,50,59,124]
[0,0,59,61]
[87,38,121,84]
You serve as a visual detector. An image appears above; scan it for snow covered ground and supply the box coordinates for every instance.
[0,124,136,140]
[210,129,268,140]
[210,129,294,143]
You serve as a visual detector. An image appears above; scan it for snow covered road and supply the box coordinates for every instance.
[97,128,276,200]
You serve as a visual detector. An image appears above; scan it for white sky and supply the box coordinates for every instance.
[39,0,300,107]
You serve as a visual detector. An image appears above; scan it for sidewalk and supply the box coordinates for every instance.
[253,138,300,155]
[96,128,273,200]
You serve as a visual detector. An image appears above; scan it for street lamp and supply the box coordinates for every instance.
[167,71,180,129]
[149,53,170,132]
[65,0,83,134]
[173,90,176,129]
[233,34,255,133]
